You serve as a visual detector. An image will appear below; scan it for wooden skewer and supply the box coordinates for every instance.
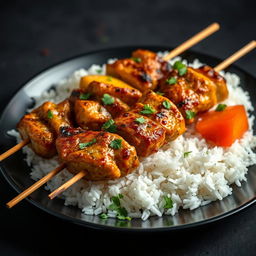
[0,138,30,162]
[163,23,220,61]
[6,163,66,208]
[214,41,256,72]
[48,170,87,200]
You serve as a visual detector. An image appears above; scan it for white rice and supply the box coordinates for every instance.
[8,54,256,221]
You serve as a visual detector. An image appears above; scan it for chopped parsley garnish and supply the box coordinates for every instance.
[140,104,156,115]
[185,110,196,120]
[99,213,108,219]
[79,92,91,100]
[106,76,112,82]
[156,91,164,96]
[110,139,122,149]
[135,116,146,124]
[102,93,115,105]
[131,57,142,63]
[166,77,177,85]
[96,68,102,74]
[184,151,192,158]
[79,138,97,149]
[173,61,187,76]
[108,194,131,221]
[162,100,171,109]
[102,119,117,133]
[47,110,53,119]
[163,195,173,209]
[215,104,227,112]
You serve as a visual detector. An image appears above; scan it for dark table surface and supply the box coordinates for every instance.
[1,0,256,255]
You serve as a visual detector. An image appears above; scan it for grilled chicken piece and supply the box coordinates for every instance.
[114,112,166,157]
[56,128,139,181]
[159,67,218,123]
[35,99,72,134]
[196,65,228,102]
[86,81,141,106]
[106,49,163,92]
[132,90,186,141]
[17,112,56,158]
[74,99,111,130]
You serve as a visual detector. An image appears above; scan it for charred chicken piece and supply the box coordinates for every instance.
[106,49,164,92]
[159,66,218,123]
[196,65,228,102]
[17,112,56,158]
[86,81,142,106]
[132,90,186,141]
[35,99,72,133]
[56,128,139,181]
[74,99,111,130]
[114,112,166,157]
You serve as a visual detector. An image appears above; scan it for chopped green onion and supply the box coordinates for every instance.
[108,194,131,221]
[96,68,102,74]
[47,110,53,119]
[156,91,164,96]
[135,117,146,124]
[102,119,117,133]
[140,104,156,115]
[173,61,187,76]
[163,195,173,209]
[99,213,108,219]
[79,92,91,100]
[183,151,192,158]
[185,110,196,120]
[166,77,177,85]
[79,138,97,149]
[131,57,142,63]
[102,93,114,105]
[215,104,227,112]
[106,76,112,82]
[162,100,171,109]
[110,139,122,149]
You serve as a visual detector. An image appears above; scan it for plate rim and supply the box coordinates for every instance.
[1,45,256,232]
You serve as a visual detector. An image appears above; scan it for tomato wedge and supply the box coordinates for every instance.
[196,105,249,147]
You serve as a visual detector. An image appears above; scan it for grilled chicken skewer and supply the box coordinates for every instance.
[4,41,256,207]
[0,23,220,162]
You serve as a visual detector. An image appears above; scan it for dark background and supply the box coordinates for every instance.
[1,0,256,255]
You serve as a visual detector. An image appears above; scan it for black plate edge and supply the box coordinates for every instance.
[1,45,256,232]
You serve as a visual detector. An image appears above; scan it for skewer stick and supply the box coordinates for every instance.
[6,163,66,208]
[163,23,220,61]
[0,138,30,162]
[214,41,256,72]
[48,170,87,200]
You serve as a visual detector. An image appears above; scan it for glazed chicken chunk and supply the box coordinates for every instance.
[17,112,56,158]
[132,90,186,141]
[159,66,219,123]
[56,128,139,181]
[196,65,228,102]
[74,99,111,130]
[35,99,72,133]
[106,49,163,92]
[85,81,142,106]
[114,112,166,157]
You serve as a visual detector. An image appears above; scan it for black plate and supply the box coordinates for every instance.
[0,46,256,231]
